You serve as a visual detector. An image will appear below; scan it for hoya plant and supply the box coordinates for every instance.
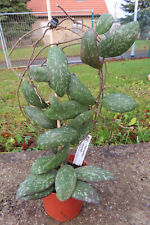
[16,14,139,205]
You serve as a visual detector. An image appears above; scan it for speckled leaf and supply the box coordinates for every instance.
[75,166,114,182]
[96,14,114,35]
[67,111,93,145]
[37,127,78,148]
[31,155,53,175]
[80,28,103,69]
[102,93,138,113]
[21,186,54,200]
[31,145,70,175]
[72,181,100,204]
[55,165,77,201]
[67,73,96,106]
[22,81,48,108]
[47,46,69,97]
[98,21,139,57]
[79,120,93,139]
[68,110,94,130]
[45,96,88,120]
[29,65,50,82]
[25,106,56,129]
[16,170,56,199]
[72,120,93,145]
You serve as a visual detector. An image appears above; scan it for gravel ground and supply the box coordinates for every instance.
[0,143,150,225]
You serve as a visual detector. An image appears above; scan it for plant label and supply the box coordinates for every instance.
[73,135,92,166]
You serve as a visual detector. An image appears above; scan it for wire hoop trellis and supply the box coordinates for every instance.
[10,5,112,147]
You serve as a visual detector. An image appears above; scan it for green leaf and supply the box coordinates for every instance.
[75,166,114,182]
[67,73,96,106]
[98,21,139,58]
[102,93,138,113]
[80,28,103,69]
[15,134,23,145]
[37,127,78,148]
[29,65,50,82]
[55,165,77,201]
[47,46,69,97]
[22,81,48,108]
[45,96,88,120]
[72,181,100,204]
[128,117,137,126]
[16,170,56,199]
[96,14,114,35]
[68,110,94,130]
[31,145,70,175]
[21,186,54,200]
[77,120,93,143]
[31,155,53,175]
[25,106,57,129]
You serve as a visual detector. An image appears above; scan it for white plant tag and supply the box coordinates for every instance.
[73,135,92,166]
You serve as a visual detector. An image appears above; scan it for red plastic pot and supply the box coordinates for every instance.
[42,154,87,221]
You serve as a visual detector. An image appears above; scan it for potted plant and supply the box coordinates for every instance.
[16,9,139,222]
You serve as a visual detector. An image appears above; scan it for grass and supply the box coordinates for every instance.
[0,40,149,62]
[0,58,150,152]
[134,40,150,51]
[0,43,81,62]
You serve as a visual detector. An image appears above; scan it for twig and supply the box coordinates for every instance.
[58,17,90,33]
[17,76,26,118]
[94,69,104,122]
[62,42,80,50]
[41,41,81,66]
[10,67,21,79]
[58,17,74,26]
[27,71,46,105]
[104,60,107,84]
[114,119,134,130]
[9,25,49,56]
[32,37,81,62]
[57,4,90,29]
[40,59,47,67]
[32,28,50,47]
[57,4,75,22]
[57,25,84,37]
[58,17,70,25]
[97,34,102,42]
[27,28,50,67]
[21,37,82,78]
[40,38,82,67]
[74,20,90,29]
[28,37,82,68]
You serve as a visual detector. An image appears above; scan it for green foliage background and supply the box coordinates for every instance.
[120,1,150,40]
[121,0,150,13]
[0,0,36,46]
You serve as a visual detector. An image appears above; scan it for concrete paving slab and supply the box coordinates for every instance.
[0,143,150,225]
